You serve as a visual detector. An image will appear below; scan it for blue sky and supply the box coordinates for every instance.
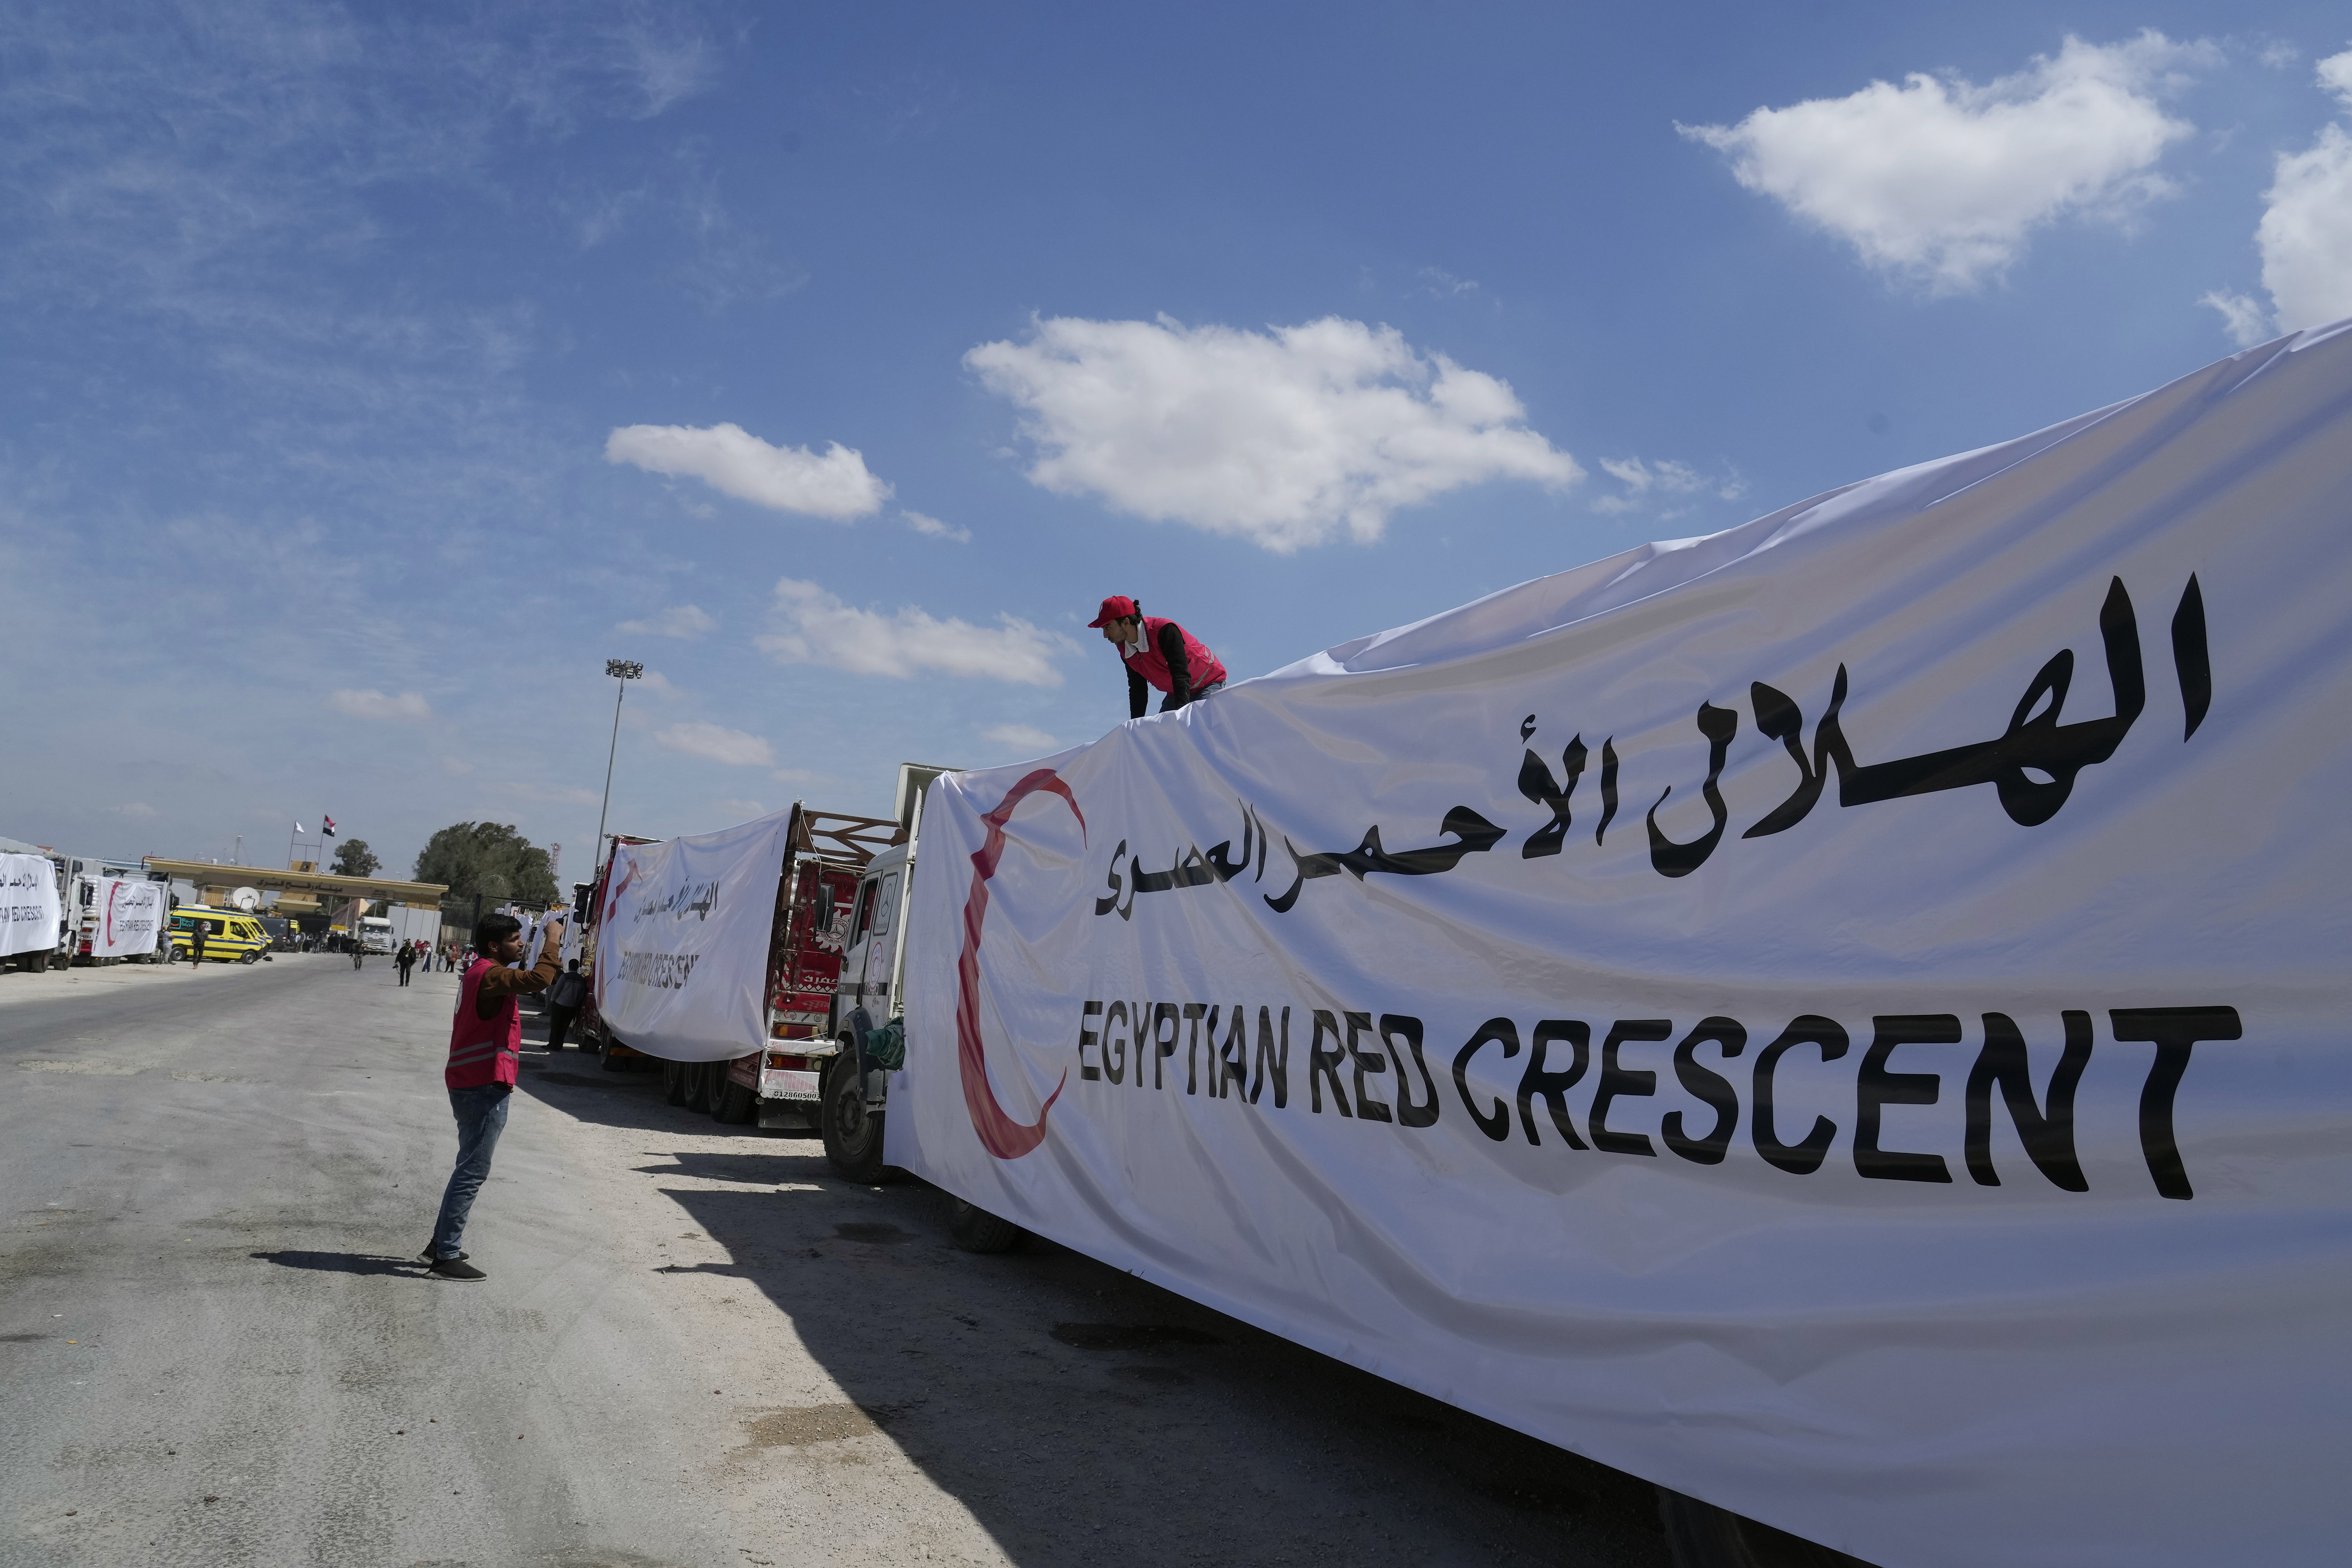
[5,0,2348,884]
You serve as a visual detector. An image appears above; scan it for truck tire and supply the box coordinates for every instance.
[685,1062,716,1114]
[1656,1488,1879,1568]
[821,1057,897,1184]
[712,1070,755,1125]
[662,1061,688,1105]
[946,1195,1027,1254]
[598,1032,627,1073]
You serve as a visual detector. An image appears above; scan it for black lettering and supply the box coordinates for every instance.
[1218,1006,1249,1100]
[1094,842,1129,918]
[1152,1003,1179,1090]
[1589,1019,1669,1155]
[1453,1019,1521,1142]
[2111,1006,2240,1200]
[1382,1015,1440,1129]
[1855,1014,1959,1183]
[1345,1011,1392,1122]
[1079,1000,1102,1082]
[2171,576,2210,741]
[1103,1001,1127,1085]
[1646,704,1738,877]
[1753,1016,1849,1174]
[1517,736,1588,858]
[1308,1009,1352,1116]
[1964,1012,2092,1190]
[1249,1007,1290,1108]
[1661,1017,1747,1165]
[1182,1003,1210,1094]
[1513,1020,1590,1148]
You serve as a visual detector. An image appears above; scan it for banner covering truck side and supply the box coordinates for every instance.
[591,802,896,1128]
[866,326,2352,1568]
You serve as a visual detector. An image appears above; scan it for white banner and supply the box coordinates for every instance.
[90,878,165,958]
[1,853,61,959]
[593,810,790,1062]
[890,324,2352,1568]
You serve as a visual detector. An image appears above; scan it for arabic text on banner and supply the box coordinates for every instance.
[0,853,62,959]
[593,811,791,1062]
[887,323,2352,1568]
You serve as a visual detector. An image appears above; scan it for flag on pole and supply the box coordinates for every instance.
[322,816,337,837]
[294,822,306,835]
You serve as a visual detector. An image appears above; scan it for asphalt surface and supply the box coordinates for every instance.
[0,954,1677,1568]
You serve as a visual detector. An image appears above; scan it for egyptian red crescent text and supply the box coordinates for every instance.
[957,769,1085,1158]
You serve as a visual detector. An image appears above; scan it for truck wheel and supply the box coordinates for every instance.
[1656,1488,1877,1568]
[662,1061,688,1105]
[712,1075,755,1125]
[685,1062,716,1114]
[598,1033,626,1073]
[946,1195,1027,1254]
[821,1058,897,1184]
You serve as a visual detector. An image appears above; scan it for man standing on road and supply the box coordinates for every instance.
[543,958,587,1052]
[423,911,564,1281]
[189,918,207,966]
[1089,595,1229,720]
[395,942,416,987]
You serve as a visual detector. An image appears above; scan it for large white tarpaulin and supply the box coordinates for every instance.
[1,853,61,958]
[89,878,165,958]
[593,811,790,1062]
[889,324,2352,1568]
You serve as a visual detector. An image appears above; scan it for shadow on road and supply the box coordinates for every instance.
[515,1067,1677,1568]
[251,1250,420,1277]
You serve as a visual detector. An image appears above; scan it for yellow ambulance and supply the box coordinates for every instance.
[169,909,270,964]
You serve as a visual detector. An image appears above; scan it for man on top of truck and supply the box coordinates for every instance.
[1090,595,1228,720]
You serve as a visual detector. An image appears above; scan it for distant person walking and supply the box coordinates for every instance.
[543,959,587,1052]
[1089,595,1228,720]
[189,919,208,966]
[423,911,564,1281]
[351,939,364,971]
[396,942,417,987]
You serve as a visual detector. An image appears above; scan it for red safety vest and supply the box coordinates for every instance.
[1122,616,1228,696]
[446,957,522,1090]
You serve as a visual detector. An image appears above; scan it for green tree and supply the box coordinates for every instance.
[413,822,560,912]
[331,839,382,878]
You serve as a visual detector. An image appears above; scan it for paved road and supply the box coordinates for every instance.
[0,955,1676,1568]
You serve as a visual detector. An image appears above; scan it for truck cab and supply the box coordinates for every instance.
[822,763,953,1183]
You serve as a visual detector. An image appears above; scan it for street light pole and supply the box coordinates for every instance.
[593,659,644,885]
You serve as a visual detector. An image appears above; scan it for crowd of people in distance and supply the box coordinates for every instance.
[382,937,589,1055]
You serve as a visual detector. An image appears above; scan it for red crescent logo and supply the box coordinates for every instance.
[957,768,1085,1159]
[104,883,120,946]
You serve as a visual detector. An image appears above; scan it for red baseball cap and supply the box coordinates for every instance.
[1087,594,1139,628]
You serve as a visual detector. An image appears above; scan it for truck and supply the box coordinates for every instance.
[358,914,396,955]
[61,859,173,965]
[582,801,903,1132]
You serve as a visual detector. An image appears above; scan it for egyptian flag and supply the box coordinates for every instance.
[323,816,337,838]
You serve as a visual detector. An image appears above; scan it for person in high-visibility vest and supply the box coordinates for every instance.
[1089,595,1229,720]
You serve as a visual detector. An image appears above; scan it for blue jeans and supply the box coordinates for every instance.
[429,1084,511,1259]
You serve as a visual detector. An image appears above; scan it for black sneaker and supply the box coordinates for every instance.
[428,1257,487,1281]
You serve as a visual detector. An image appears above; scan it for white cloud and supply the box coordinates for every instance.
[2321,47,2352,109]
[110,802,159,820]
[615,604,716,638]
[604,423,891,519]
[2257,124,2352,335]
[711,798,767,821]
[1681,33,2212,292]
[903,509,970,543]
[329,688,433,721]
[1592,457,1748,517]
[2206,52,2352,345]
[755,577,1071,686]
[982,723,1058,753]
[655,721,775,767]
[2200,289,2273,348]
[442,757,475,776]
[964,315,1580,552]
